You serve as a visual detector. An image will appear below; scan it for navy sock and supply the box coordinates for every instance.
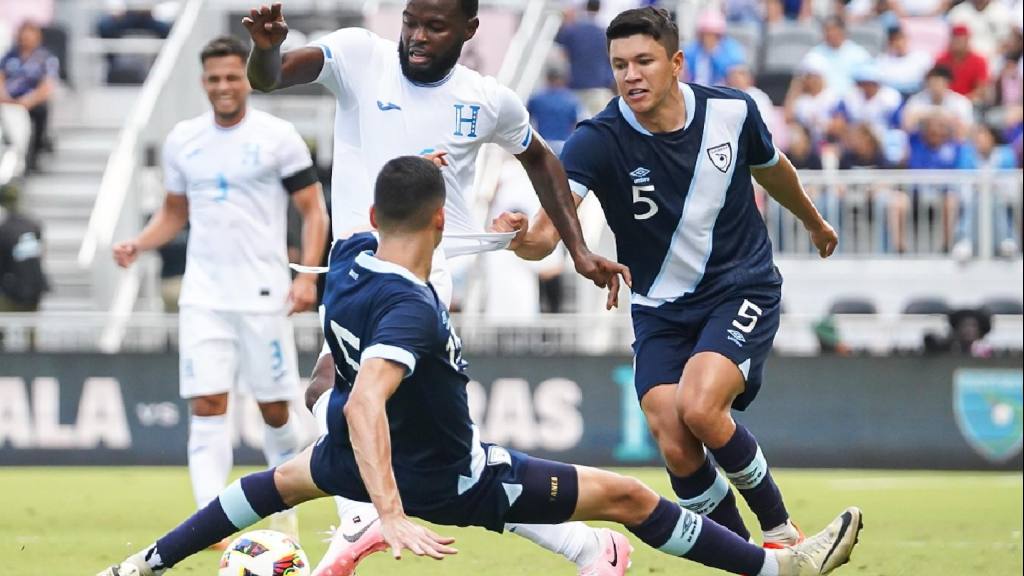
[149,469,288,570]
[669,457,751,541]
[627,497,765,575]
[710,424,789,531]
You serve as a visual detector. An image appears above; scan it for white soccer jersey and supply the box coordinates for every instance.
[163,109,314,312]
[311,28,533,245]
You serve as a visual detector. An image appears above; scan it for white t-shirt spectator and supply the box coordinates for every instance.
[948,0,1014,63]
[792,88,840,143]
[806,40,872,93]
[902,89,976,133]
[838,84,903,135]
[875,49,934,94]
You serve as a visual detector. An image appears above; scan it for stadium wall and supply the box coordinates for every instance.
[0,353,1021,471]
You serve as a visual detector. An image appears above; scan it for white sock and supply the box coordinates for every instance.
[263,413,301,467]
[506,522,602,567]
[187,414,232,508]
[311,388,331,434]
[758,550,780,576]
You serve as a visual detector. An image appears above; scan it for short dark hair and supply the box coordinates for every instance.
[586,0,601,13]
[374,156,446,232]
[926,65,953,81]
[823,15,846,30]
[200,36,248,64]
[459,0,479,19]
[886,26,904,42]
[606,7,679,58]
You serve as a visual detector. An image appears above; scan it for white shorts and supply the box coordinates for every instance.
[179,306,300,402]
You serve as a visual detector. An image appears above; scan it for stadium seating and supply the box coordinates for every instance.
[829,297,878,315]
[983,297,1024,316]
[902,296,951,315]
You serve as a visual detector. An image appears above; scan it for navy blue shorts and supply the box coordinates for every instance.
[309,434,579,533]
[631,283,781,410]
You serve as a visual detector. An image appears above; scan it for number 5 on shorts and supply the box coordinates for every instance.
[732,299,763,333]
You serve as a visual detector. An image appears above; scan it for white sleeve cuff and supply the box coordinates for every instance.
[568,178,590,199]
[750,148,780,169]
[362,343,416,376]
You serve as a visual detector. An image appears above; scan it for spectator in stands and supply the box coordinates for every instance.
[683,10,746,86]
[0,21,58,173]
[902,66,975,140]
[527,66,580,155]
[784,121,823,169]
[896,0,951,17]
[785,54,839,145]
[948,0,1014,65]
[555,0,614,116]
[0,183,47,313]
[906,113,969,254]
[839,123,890,169]
[722,0,765,26]
[994,25,1023,109]
[765,0,812,22]
[833,63,902,142]
[959,123,1020,256]
[840,0,901,29]
[97,0,174,84]
[725,63,774,115]
[875,25,933,96]
[806,15,872,94]
[936,24,990,103]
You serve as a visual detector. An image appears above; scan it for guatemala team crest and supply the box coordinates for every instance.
[706,143,733,173]
[953,369,1024,463]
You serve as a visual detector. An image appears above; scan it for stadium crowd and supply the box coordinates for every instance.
[538,0,1023,257]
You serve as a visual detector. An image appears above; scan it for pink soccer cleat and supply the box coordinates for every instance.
[578,528,633,576]
[311,515,388,576]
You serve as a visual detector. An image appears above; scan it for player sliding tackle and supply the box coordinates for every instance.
[98,157,861,576]
[243,2,634,574]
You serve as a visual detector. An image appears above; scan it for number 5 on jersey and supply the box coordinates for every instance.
[632,185,658,220]
[732,299,763,333]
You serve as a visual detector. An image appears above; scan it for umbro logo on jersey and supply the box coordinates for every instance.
[376,100,401,111]
[630,166,651,184]
[707,143,733,173]
[727,329,746,347]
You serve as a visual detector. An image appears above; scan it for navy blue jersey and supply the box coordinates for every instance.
[560,83,782,307]
[321,233,473,480]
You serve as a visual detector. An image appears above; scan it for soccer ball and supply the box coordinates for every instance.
[218,529,310,576]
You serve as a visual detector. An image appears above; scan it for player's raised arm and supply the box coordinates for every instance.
[751,152,837,258]
[344,357,457,560]
[514,135,631,307]
[243,3,324,91]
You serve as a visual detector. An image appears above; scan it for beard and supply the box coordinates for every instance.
[398,38,464,84]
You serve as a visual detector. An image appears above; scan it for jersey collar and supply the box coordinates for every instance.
[618,82,696,136]
[405,66,456,88]
[355,251,428,286]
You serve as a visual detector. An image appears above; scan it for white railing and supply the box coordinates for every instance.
[772,169,1024,259]
[76,0,220,352]
[2,311,1021,355]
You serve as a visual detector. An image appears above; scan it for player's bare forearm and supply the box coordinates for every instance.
[248,46,323,92]
[293,183,329,268]
[135,194,189,252]
[752,152,826,231]
[515,136,591,261]
[344,358,406,520]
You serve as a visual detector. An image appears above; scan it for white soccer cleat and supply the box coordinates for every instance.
[311,509,388,576]
[96,555,154,576]
[775,507,863,575]
[578,528,633,576]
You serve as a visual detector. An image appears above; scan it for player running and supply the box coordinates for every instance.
[111,36,329,543]
[243,1,629,573]
[97,156,862,576]
[493,7,841,549]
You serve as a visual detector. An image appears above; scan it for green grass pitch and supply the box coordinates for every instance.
[2,467,1021,575]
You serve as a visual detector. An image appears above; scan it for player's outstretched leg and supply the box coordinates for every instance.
[258,400,303,541]
[571,466,862,576]
[641,385,752,541]
[305,354,623,576]
[96,447,326,576]
[678,352,802,547]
